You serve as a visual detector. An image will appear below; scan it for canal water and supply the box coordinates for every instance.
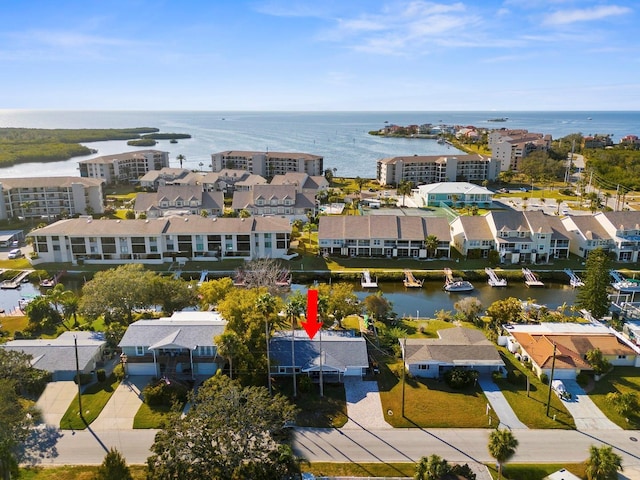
[1,278,579,320]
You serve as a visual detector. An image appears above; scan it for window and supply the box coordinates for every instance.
[136,346,145,356]
[418,364,429,370]
[618,355,627,359]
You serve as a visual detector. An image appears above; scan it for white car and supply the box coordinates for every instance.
[8,248,22,259]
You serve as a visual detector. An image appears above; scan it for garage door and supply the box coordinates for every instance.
[128,363,157,376]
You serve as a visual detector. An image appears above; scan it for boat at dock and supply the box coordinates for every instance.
[564,269,584,288]
[485,267,507,287]
[40,270,66,288]
[403,270,423,288]
[443,268,474,292]
[610,270,640,293]
[361,269,378,288]
[522,268,544,287]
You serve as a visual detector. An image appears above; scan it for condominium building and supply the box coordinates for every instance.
[210,151,323,177]
[487,129,552,171]
[30,216,291,264]
[0,177,105,220]
[79,150,170,184]
[376,154,499,186]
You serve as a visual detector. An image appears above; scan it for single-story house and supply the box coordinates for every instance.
[118,311,227,378]
[0,331,107,381]
[505,322,639,380]
[269,330,369,382]
[402,327,504,379]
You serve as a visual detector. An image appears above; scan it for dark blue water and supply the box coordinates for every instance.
[0,110,638,178]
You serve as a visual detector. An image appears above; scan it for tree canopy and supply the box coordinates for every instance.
[146,374,299,480]
[576,248,611,319]
[488,428,518,480]
[585,445,623,480]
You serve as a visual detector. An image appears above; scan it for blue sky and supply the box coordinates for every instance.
[1,0,638,110]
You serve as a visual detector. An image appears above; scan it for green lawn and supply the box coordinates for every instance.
[20,465,146,480]
[133,403,176,429]
[588,366,640,429]
[60,373,120,430]
[495,348,575,429]
[0,315,29,335]
[272,379,348,428]
[488,463,586,480]
[304,462,416,478]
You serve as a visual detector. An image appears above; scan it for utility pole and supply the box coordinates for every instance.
[74,335,84,422]
[401,337,407,417]
[546,343,557,417]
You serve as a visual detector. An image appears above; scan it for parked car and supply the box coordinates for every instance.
[552,380,572,401]
[8,248,22,259]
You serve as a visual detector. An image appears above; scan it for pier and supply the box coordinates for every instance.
[564,268,584,287]
[403,269,423,288]
[197,270,209,286]
[0,270,30,289]
[485,267,507,287]
[361,269,378,288]
[522,268,544,287]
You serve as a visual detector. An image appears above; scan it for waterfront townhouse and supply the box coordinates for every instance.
[486,211,551,264]
[413,182,494,208]
[269,171,329,195]
[561,214,615,258]
[318,215,451,259]
[210,150,324,177]
[0,176,105,220]
[450,215,496,259]
[78,150,170,184]
[200,169,267,195]
[376,154,499,186]
[139,167,200,190]
[595,211,640,262]
[29,215,291,264]
[134,184,224,219]
[231,184,315,221]
[488,129,551,171]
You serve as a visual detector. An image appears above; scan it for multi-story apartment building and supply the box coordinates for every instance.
[210,151,323,177]
[376,154,499,186]
[488,129,552,171]
[79,150,170,184]
[231,184,315,222]
[30,216,292,265]
[0,177,105,220]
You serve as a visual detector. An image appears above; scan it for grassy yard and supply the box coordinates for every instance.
[304,462,416,478]
[272,379,348,428]
[0,315,29,335]
[133,403,176,429]
[495,348,575,429]
[588,366,640,429]
[60,373,120,430]
[488,463,586,480]
[20,465,147,480]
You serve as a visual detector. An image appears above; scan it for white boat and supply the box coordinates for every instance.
[485,267,507,287]
[564,268,584,288]
[444,280,475,292]
[443,268,474,292]
[361,269,378,288]
[610,270,640,293]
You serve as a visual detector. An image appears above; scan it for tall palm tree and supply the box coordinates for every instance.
[397,181,413,208]
[176,154,185,169]
[585,445,623,480]
[424,234,439,259]
[256,293,277,395]
[488,428,518,480]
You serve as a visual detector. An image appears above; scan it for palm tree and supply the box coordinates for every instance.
[414,454,452,480]
[198,162,204,171]
[488,428,518,479]
[585,445,623,480]
[256,293,277,395]
[424,234,439,259]
[215,331,246,380]
[556,198,562,215]
[397,181,413,208]
[176,154,185,169]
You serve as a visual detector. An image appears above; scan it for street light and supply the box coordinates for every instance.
[120,352,128,379]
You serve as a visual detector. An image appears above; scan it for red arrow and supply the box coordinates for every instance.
[302,289,322,339]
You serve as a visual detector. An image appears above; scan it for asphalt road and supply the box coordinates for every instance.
[42,425,640,473]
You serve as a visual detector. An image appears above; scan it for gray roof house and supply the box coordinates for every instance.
[270,331,369,382]
[134,184,224,218]
[118,311,227,378]
[231,184,315,221]
[402,327,504,379]
[1,331,106,381]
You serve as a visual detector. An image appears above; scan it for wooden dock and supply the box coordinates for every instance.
[522,268,544,287]
[361,269,378,288]
[0,270,30,289]
[403,269,423,288]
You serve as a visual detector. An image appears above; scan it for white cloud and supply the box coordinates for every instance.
[543,5,632,25]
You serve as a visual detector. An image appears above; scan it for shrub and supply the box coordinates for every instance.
[143,379,189,406]
[96,369,107,382]
[576,372,590,387]
[74,373,93,385]
[539,372,549,384]
[444,368,478,389]
[507,370,525,386]
[298,375,312,393]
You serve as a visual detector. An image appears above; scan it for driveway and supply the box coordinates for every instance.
[561,380,621,430]
[478,377,528,430]
[90,376,152,431]
[342,377,390,430]
[37,381,78,427]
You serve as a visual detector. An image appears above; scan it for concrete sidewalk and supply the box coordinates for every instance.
[478,377,528,430]
[36,381,78,428]
[90,376,152,431]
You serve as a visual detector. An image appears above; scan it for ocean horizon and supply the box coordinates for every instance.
[1,110,639,179]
